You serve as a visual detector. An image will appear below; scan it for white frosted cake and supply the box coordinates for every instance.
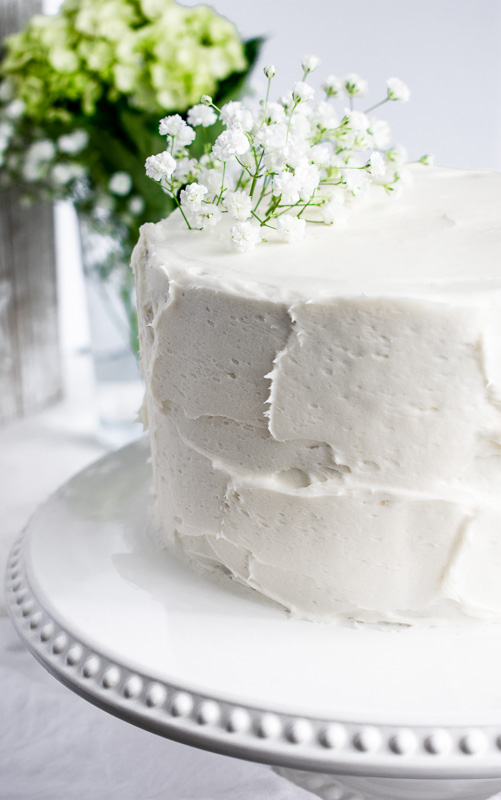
[133,165,501,625]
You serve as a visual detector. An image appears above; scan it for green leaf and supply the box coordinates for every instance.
[213,37,265,107]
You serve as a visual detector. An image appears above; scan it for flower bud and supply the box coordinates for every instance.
[292,81,315,103]
[301,54,320,73]
[387,77,411,103]
[264,64,276,79]
[322,75,342,98]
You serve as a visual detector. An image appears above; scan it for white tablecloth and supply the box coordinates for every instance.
[0,354,312,800]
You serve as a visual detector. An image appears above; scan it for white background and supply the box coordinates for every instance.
[182,0,501,170]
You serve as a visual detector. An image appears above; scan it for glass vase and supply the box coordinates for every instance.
[78,216,144,449]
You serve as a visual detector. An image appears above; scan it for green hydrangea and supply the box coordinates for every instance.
[0,0,261,350]
[1,0,249,120]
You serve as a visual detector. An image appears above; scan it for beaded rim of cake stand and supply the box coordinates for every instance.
[6,532,501,779]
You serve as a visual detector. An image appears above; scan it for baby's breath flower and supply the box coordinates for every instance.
[321,200,348,227]
[420,154,435,166]
[343,167,370,196]
[387,77,410,102]
[180,182,208,211]
[50,162,85,187]
[263,101,285,124]
[343,73,368,97]
[230,221,262,253]
[280,91,293,109]
[369,151,386,178]
[51,163,75,186]
[158,115,187,136]
[92,201,113,223]
[345,109,369,132]
[22,159,43,182]
[58,130,88,154]
[324,186,346,206]
[302,54,320,74]
[128,195,145,215]
[220,101,253,131]
[174,157,199,183]
[4,99,25,119]
[144,56,417,253]
[295,162,321,199]
[385,176,403,199]
[0,121,14,141]
[371,119,391,150]
[109,171,132,195]
[212,128,250,161]
[272,170,302,204]
[187,104,217,127]
[198,203,222,229]
[311,100,337,130]
[292,81,315,103]
[255,122,285,151]
[276,215,306,243]
[27,139,56,163]
[323,75,342,98]
[199,166,227,194]
[145,151,176,181]
[224,190,253,221]
[387,144,408,165]
[310,142,331,167]
[283,139,309,169]
[159,114,196,147]
[288,109,312,140]
[0,81,14,103]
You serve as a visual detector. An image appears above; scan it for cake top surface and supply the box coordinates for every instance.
[144,165,501,304]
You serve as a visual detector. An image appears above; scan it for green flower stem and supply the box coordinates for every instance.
[249,150,264,198]
[235,168,245,191]
[261,75,273,124]
[276,201,322,209]
[318,181,343,188]
[271,200,321,221]
[235,156,257,178]
[253,177,271,212]
[364,96,390,114]
[251,209,275,229]
[297,190,316,218]
[261,195,281,225]
[286,99,300,141]
[216,162,226,205]
[172,194,192,229]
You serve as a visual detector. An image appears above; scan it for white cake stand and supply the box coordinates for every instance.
[6,439,501,800]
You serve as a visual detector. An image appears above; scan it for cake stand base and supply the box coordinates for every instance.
[274,767,501,800]
[6,439,501,800]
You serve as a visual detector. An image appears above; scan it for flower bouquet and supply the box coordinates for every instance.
[144,58,430,253]
[0,0,262,351]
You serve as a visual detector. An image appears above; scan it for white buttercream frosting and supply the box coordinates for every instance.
[132,165,501,625]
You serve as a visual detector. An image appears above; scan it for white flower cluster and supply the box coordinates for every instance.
[0,85,147,220]
[145,58,422,253]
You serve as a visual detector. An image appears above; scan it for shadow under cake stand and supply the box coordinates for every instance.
[6,438,501,800]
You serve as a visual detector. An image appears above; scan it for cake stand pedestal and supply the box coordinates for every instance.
[6,439,501,800]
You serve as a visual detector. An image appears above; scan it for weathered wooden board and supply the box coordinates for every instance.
[0,0,61,424]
